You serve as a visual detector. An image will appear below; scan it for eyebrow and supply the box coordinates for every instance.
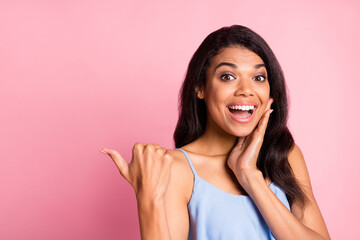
[214,62,266,71]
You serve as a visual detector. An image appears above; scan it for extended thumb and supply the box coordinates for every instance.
[101,148,130,180]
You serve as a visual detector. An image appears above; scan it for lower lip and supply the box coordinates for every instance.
[227,108,256,124]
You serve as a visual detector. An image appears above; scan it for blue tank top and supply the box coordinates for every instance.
[175,148,291,240]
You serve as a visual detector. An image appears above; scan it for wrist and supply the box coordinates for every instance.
[235,168,263,191]
[136,193,170,240]
[136,192,165,209]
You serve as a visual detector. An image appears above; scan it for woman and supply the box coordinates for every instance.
[101,25,330,239]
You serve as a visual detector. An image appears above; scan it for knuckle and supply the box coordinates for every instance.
[155,147,165,154]
[133,142,143,151]
[163,151,173,161]
[144,144,155,152]
[132,143,144,156]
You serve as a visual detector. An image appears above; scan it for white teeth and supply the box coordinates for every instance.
[229,105,255,110]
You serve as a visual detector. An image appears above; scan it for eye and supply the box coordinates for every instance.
[220,74,236,81]
[253,75,266,82]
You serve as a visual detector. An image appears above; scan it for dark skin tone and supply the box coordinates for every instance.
[101,46,330,240]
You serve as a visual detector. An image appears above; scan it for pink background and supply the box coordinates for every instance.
[1,0,359,239]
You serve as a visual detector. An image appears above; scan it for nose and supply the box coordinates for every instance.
[234,79,254,97]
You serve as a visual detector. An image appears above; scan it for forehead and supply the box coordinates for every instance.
[209,46,264,69]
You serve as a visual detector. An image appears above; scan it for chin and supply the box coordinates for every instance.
[227,126,255,138]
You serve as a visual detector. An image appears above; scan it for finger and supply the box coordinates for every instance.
[266,97,274,111]
[143,144,165,158]
[235,137,246,148]
[133,142,145,157]
[152,144,161,149]
[256,108,273,137]
[163,149,174,165]
[155,147,166,155]
[143,144,155,157]
[231,137,247,155]
[255,98,273,136]
[152,144,164,155]
[101,148,130,181]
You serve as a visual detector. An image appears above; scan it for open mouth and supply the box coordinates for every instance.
[227,105,255,119]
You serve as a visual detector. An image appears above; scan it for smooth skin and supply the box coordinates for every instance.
[101,46,330,240]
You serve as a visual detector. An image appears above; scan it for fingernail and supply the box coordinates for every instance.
[269,109,273,114]
[100,149,107,154]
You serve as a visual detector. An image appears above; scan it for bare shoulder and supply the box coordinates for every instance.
[163,148,194,239]
[167,148,195,202]
[288,144,312,188]
[287,143,315,211]
[287,144,331,239]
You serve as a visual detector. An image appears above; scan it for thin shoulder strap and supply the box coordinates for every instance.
[174,148,198,177]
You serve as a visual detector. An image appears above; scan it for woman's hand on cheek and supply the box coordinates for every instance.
[227,98,274,186]
[100,143,173,203]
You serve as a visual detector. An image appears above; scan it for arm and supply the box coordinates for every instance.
[288,144,330,239]
[237,145,330,240]
[136,196,171,240]
[227,99,330,240]
[164,150,191,239]
[101,144,189,240]
[137,150,191,240]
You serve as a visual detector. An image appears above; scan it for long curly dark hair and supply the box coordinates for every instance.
[173,25,307,207]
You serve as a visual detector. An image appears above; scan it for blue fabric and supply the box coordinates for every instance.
[175,148,291,240]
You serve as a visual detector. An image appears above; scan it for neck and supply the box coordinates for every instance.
[189,118,240,156]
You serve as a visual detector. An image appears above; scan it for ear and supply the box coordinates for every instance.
[195,86,205,99]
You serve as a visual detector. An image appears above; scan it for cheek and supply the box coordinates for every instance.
[257,83,270,102]
[204,85,230,110]
[206,82,233,100]
[203,88,226,122]
[256,85,271,116]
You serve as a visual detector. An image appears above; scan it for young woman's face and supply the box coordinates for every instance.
[198,46,271,137]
